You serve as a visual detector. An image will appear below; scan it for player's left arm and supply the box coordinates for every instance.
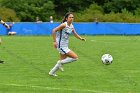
[72,28,86,41]
[0,19,10,29]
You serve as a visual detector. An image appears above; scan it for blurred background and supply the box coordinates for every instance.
[1,0,140,23]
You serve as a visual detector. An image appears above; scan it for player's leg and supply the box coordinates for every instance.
[48,60,61,76]
[56,50,78,72]
[49,53,67,76]
[8,32,16,35]
[60,53,67,60]
[49,48,78,76]
[58,54,67,71]
[59,50,78,64]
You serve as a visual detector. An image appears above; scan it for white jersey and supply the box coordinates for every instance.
[56,22,74,48]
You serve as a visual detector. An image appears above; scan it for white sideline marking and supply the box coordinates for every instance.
[0,83,115,93]
[91,40,96,42]
[90,40,113,44]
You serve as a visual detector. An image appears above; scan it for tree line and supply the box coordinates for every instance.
[0,0,140,22]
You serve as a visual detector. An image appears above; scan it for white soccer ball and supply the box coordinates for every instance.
[101,54,113,65]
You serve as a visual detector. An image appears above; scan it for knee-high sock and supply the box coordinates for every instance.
[49,61,62,74]
[60,57,78,64]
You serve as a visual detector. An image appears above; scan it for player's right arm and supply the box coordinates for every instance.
[52,23,66,48]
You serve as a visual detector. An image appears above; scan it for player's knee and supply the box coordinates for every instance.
[73,57,78,61]
[73,55,78,59]
[75,55,78,60]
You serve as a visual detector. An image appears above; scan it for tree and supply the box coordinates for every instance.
[103,0,140,13]
[74,3,104,22]
[0,7,20,22]
[54,0,93,17]
[1,0,55,22]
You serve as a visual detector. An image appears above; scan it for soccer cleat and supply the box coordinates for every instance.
[49,72,58,77]
[0,60,4,64]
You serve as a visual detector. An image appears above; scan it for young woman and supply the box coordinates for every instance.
[0,18,10,63]
[49,12,86,76]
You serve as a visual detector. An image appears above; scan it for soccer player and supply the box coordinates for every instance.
[49,12,86,76]
[0,18,10,63]
[7,22,16,35]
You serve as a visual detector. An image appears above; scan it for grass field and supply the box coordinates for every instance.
[0,35,139,93]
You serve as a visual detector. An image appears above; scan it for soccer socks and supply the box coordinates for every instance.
[58,57,77,71]
[49,57,77,76]
[49,60,62,75]
[60,57,78,64]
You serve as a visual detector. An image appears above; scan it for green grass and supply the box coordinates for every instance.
[0,35,139,93]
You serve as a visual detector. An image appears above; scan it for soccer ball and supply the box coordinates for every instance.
[101,54,113,65]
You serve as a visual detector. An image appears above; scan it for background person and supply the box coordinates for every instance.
[0,18,10,29]
[0,18,10,63]
[49,16,54,23]
[7,22,16,35]
[36,17,42,23]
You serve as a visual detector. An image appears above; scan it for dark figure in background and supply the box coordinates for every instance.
[94,18,98,24]
[0,18,10,63]
[49,16,54,23]
[7,22,16,35]
[36,17,42,23]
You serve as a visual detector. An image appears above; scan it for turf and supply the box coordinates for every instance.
[0,35,139,93]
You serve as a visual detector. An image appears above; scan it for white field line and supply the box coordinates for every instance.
[90,40,113,44]
[0,83,116,93]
